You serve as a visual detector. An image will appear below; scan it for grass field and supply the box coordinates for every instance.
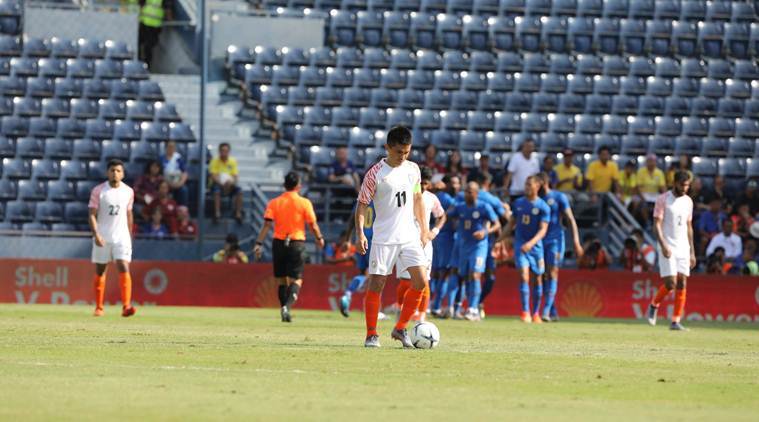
[1,304,758,421]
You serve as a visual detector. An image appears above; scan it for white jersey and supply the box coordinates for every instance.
[653,191,693,258]
[358,159,421,245]
[88,181,134,244]
[420,190,445,231]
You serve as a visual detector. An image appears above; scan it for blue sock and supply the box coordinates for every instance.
[347,275,365,293]
[550,303,558,318]
[480,273,495,304]
[446,273,459,309]
[468,279,481,310]
[520,282,530,313]
[543,278,558,317]
[531,284,543,315]
[433,276,448,310]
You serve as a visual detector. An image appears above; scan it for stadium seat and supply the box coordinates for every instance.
[692,157,718,177]
[567,132,595,153]
[64,202,89,224]
[731,2,757,23]
[6,200,33,223]
[437,14,464,50]
[717,98,744,118]
[46,179,75,202]
[595,18,621,55]
[699,22,725,59]
[130,141,158,162]
[558,93,585,113]
[548,113,575,133]
[585,94,611,115]
[516,16,541,52]
[389,49,417,70]
[2,115,28,136]
[532,93,559,113]
[358,107,386,129]
[736,118,759,138]
[673,21,698,58]
[467,111,494,131]
[620,76,646,96]
[706,1,732,22]
[411,109,440,130]
[397,88,424,109]
[683,116,709,137]
[42,97,70,118]
[473,0,499,17]
[490,16,516,52]
[14,97,42,117]
[430,129,458,150]
[451,90,478,110]
[594,75,619,95]
[726,79,751,99]
[72,138,100,161]
[542,17,569,53]
[18,179,46,201]
[463,15,489,51]
[611,94,637,115]
[408,12,434,50]
[28,117,56,138]
[725,23,750,59]
[385,107,413,127]
[576,114,602,134]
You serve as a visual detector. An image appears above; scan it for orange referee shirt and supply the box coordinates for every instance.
[264,191,317,241]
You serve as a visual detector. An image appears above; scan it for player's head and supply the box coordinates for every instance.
[385,126,412,165]
[535,172,550,194]
[106,159,125,184]
[464,181,479,205]
[524,175,540,198]
[284,171,300,191]
[420,166,433,192]
[672,170,691,196]
[476,172,493,190]
[448,175,462,194]
[722,218,733,235]
[597,146,611,162]
[219,142,231,160]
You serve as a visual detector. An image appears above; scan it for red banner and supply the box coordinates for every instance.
[2,259,758,323]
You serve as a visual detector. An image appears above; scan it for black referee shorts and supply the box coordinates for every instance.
[272,239,306,279]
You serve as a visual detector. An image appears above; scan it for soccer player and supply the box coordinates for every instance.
[430,175,459,317]
[356,126,430,348]
[448,182,498,321]
[395,167,446,322]
[647,171,696,331]
[339,201,374,318]
[509,176,550,323]
[88,159,136,317]
[536,172,583,322]
[472,173,507,318]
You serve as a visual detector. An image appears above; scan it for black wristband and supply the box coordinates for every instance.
[255,241,263,246]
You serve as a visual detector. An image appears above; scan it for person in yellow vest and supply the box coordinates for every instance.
[136,0,173,69]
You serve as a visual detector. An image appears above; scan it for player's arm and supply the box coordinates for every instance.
[355,202,369,254]
[522,221,548,252]
[498,215,516,242]
[475,220,491,240]
[88,208,105,247]
[430,212,446,241]
[687,215,696,269]
[414,189,429,247]
[253,219,272,260]
[652,195,670,258]
[563,207,583,257]
[308,221,325,250]
[127,208,133,238]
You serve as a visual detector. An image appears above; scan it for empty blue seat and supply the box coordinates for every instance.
[486,72,514,92]
[73,139,101,160]
[621,19,646,55]
[578,0,603,17]
[646,76,672,97]
[6,200,33,223]
[494,111,522,132]
[408,70,434,90]
[673,21,698,57]
[467,111,494,131]
[548,113,575,133]
[353,68,380,88]
[397,88,424,109]
[430,129,458,150]
[463,15,489,51]
[67,58,95,79]
[533,92,559,112]
[54,77,83,98]
[683,116,709,137]
[441,110,467,130]
[620,76,646,95]
[515,72,541,92]
[2,115,28,136]
[516,16,541,52]
[601,114,628,135]
[83,78,112,99]
[101,140,129,161]
[699,22,724,59]
[451,90,477,110]
[620,134,650,154]
[702,137,729,157]
[692,157,718,177]
[717,98,744,118]
[540,132,567,153]
[611,94,637,115]
[56,118,86,139]
[576,114,602,133]
[725,23,750,59]
[542,17,569,53]
[86,118,114,140]
[29,117,56,138]
[664,97,690,117]
[344,87,371,107]
[271,65,300,86]
[673,137,701,156]
[416,49,443,71]
[45,138,72,160]
[359,107,387,129]
[1,75,25,96]
[700,78,725,98]
[477,90,505,111]
[11,57,38,76]
[141,122,169,142]
[155,103,180,122]
[745,99,759,119]
[330,11,357,47]
[673,77,699,97]
[595,18,621,55]
[577,55,603,75]
[437,14,464,50]
[593,75,619,95]
[389,49,417,70]
[585,94,611,114]
[706,1,732,21]
[64,202,89,223]
[655,116,682,137]
[356,11,383,47]
[474,0,499,16]
[500,0,526,16]
[16,137,43,159]
[315,87,342,107]
[111,120,140,141]
[525,0,551,15]
[691,96,717,117]
[552,0,578,16]
[325,67,353,88]
[331,106,360,127]
[123,60,149,80]
[38,58,67,78]
[97,99,125,120]
[35,201,63,223]
[42,97,70,118]
[602,55,628,76]
[736,118,759,138]
[412,109,440,130]
[567,132,596,153]
[169,123,194,143]
[490,16,516,52]
[726,79,751,99]
[321,126,349,147]
[385,107,413,127]
[505,92,532,112]
[496,51,522,73]
[727,138,757,158]
[94,59,123,79]
[47,179,75,202]
[288,85,316,106]
[364,48,391,69]
[569,17,594,53]
[629,115,655,135]
[130,141,158,162]
[409,12,434,49]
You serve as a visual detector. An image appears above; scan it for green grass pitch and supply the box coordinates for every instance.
[1,304,758,421]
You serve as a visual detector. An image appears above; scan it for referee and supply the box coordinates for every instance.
[254,171,325,322]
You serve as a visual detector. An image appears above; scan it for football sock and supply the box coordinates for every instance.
[347,275,365,294]
[418,284,430,313]
[118,272,131,309]
[396,279,411,307]
[673,288,687,323]
[364,291,380,337]
[285,283,300,308]
[531,283,543,315]
[432,275,448,310]
[429,277,438,296]
[480,273,496,303]
[395,287,423,330]
[93,274,105,310]
[520,282,530,314]
[278,285,288,307]
[651,285,671,307]
[543,278,558,316]
[446,273,459,309]
[467,279,481,310]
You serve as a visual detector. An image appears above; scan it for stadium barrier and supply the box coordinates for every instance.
[2,259,758,323]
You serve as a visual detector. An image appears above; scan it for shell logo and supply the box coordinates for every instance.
[559,282,603,317]
[254,276,281,307]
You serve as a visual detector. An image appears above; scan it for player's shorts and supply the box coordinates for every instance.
[272,239,305,279]
[398,241,433,279]
[658,251,691,278]
[369,240,426,276]
[448,236,462,269]
[458,241,489,276]
[355,242,371,272]
[514,241,545,275]
[431,231,454,271]
[92,240,132,264]
[543,236,565,268]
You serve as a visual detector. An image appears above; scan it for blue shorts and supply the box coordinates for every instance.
[355,242,371,272]
[514,240,545,275]
[448,236,461,269]
[210,183,241,196]
[543,236,565,268]
[459,241,488,276]
[432,231,454,271]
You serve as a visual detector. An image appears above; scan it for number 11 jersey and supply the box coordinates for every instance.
[88,182,134,244]
[357,159,421,245]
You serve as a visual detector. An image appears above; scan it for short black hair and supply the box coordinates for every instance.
[535,171,550,184]
[476,172,492,186]
[219,142,231,150]
[597,145,611,154]
[107,159,124,170]
[284,171,300,190]
[225,233,239,244]
[632,228,644,237]
[420,166,433,182]
[673,170,691,184]
[143,159,161,175]
[386,126,412,147]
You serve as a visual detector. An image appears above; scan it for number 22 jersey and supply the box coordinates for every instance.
[357,159,421,245]
[88,182,134,244]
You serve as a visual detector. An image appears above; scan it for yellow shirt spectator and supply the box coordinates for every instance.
[209,157,238,183]
[556,164,583,192]
[618,171,637,204]
[637,167,666,202]
[585,160,619,193]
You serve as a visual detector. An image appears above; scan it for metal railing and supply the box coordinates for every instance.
[604,192,657,258]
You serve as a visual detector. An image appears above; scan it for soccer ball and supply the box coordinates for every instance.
[410,322,440,349]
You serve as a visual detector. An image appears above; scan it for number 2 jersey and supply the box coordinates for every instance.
[357,159,421,245]
[88,182,134,244]
[653,191,694,258]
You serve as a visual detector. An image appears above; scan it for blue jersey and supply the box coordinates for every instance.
[449,200,498,250]
[437,191,457,234]
[512,196,550,245]
[477,190,506,219]
[542,190,570,241]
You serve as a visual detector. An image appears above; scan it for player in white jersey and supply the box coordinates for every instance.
[356,126,430,348]
[88,159,137,317]
[395,166,446,322]
[646,171,695,331]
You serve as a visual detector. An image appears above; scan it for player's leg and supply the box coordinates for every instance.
[396,277,411,307]
[515,245,532,322]
[430,268,446,316]
[392,264,426,348]
[479,239,497,317]
[282,242,306,322]
[364,243,396,346]
[648,252,677,326]
[542,264,559,321]
[115,260,136,317]
[93,263,107,316]
[530,272,543,323]
[465,272,483,321]
[671,259,689,330]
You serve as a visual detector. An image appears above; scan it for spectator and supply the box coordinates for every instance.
[734,239,759,275]
[422,144,446,175]
[542,155,558,188]
[689,177,709,210]
[736,180,759,216]
[698,198,728,254]
[324,234,356,266]
[328,146,360,193]
[138,0,174,70]
[141,208,170,239]
[617,160,638,207]
[703,175,730,209]
[209,142,244,223]
[706,246,726,274]
[134,160,163,206]
[632,228,657,269]
[555,148,583,192]
[706,219,743,263]
[445,150,467,181]
[578,236,611,270]
[142,181,178,231]
[585,146,619,202]
[636,154,667,228]
[467,153,492,186]
[174,205,198,239]
[213,233,249,264]
[666,155,693,188]
[503,138,539,199]
[620,237,649,273]
[160,140,189,205]
[731,203,755,239]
